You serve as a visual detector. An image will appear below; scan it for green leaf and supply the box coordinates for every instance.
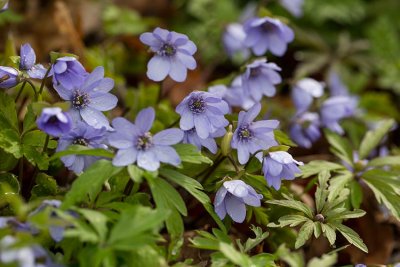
[62,160,122,209]
[241,226,269,253]
[362,169,400,219]
[0,173,19,193]
[77,208,109,242]
[31,173,57,198]
[321,223,336,245]
[22,105,37,134]
[22,145,49,170]
[108,206,168,247]
[327,171,353,202]
[173,143,213,165]
[275,244,305,267]
[300,161,345,178]
[315,171,330,213]
[295,220,314,249]
[327,209,366,221]
[350,180,363,209]
[268,215,309,228]
[219,242,252,267]
[333,223,368,253]
[160,168,227,232]
[0,149,18,172]
[324,130,353,166]
[307,253,337,267]
[149,178,187,216]
[368,156,400,167]
[0,129,21,158]
[0,91,18,131]
[267,199,314,219]
[358,119,395,159]
[274,129,297,147]
[127,164,143,183]
[50,145,114,160]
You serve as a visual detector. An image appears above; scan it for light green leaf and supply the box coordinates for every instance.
[324,130,354,166]
[333,223,368,253]
[241,226,269,253]
[268,215,309,228]
[307,253,337,267]
[327,171,353,202]
[149,178,187,216]
[316,170,330,213]
[368,156,400,167]
[358,119,395,159]
[300,161,345,178]
[321,223,336,245]
[31,173,57,198]
[327,209,366,221]
[127,164,143,183]
[0,129,21,158]
[0,173,19,193]
[267,199,314,219]
[77,209,109,242]
[22,105,37,134]
[219,242,252,267]
[62,160,122,209]
[274,129,297,147]
[173,143,213,165]
[50,145,114,160]
[295,220,314,249]
[0,91,18,131]
[350,180,363,209]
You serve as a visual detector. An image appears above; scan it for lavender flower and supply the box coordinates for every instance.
[214,180,263,223]
[57,121,108,174]
[262,151,303,190]
[232,103,279,164]
[0,66,19,89]
[176,91,229,139]
[280,0,304,17]
[320,96,358,134]
[19,43,48,79]
[108,107,183,171]
[243,17,294,56]
[222,23,250,60]
[36,107,72,137]
[328,70,349,96]
[292,78,324,114]
[52,57,87,90]
[290,112,321,148]
[54,66,117,130]
[140,27,197,82]
[242,58,282,101]
[183,127,225,154]
[0,1,8,12]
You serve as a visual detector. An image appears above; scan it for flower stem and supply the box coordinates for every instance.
[38,66,52,95]
[25,79,38,100]
[15,81,27,102]
[227,155,240,173]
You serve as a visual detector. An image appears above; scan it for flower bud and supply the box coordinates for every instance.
[36,107,72,137]
[221,125,233,156]
[0,66,19,89]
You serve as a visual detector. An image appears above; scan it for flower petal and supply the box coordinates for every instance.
[194,115,211,139]
[80,107,112,130]
[137,150,160,171]
[225,195,246,223]
[112,148,137,166]
[135,107,155,132]
[154,145,181,166]
[147,56,170,82]
[89,93,118,111]
[153,128,183,145]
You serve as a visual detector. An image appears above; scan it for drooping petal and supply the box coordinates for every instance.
[169,57,187,82]
[194,115,211,139]
[223,180,249,198]
[225,195,246,223]
[180,112,195,130]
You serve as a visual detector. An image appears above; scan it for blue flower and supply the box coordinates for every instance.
[222,23,250,60]
[36,107,72,137]
[0,66,19,89]
[0,1,8,12]
[183,127,225,154]
[280,0,304,17]
[140,27,197,82]
[176,91,229,139]
[242,58,282,101]
[214,180,263,223]
[54,66,117,130]
[57,121,108,174]
[290,112,321,148]
[292,78,324,115]
[108,107,184,171]
[231,103,279,164]
[328,70,349,97]
[52,57,87,90]
[320,96,358,134]
[243,17,294,56]
[262,151,303,190]
[19,43,48,79]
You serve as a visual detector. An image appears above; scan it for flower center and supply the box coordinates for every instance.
[72,90,90,110]
[47,115,59,124]
[250,67,261,77]
[159,43,176,57]
[188,97,206,114]
[136,132,153,150]
[238,125,253,141]
[73,137,88,146]
[186,128,196,134]
[262,23,275,32]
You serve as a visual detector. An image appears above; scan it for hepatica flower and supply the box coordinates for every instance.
[52,57,87,90]
[37,107,72,137]
[262,151,303,190]
[140,27,197,82]
[214,180,263,223]
[328,70,349,96]
[232,103,279,164]
[292,78,324,114]
[19,43,48,79]
[290,112,321,148]
[320,96,358,134]
[242,58,282,101]
[176,91,229,139]
[109,107,183,171]
[54,66,117,130]
[243,16,294,56]
[57,121,108,174]
[222,23,250,59]
[183,127,225,154]
[0,66,19,89]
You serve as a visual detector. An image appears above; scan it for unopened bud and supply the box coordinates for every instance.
[221,125,233,156]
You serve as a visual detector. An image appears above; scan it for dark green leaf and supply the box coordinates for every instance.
[50,145,114,160]
[0,173,19,193]
[295,220,314,249]
[0,129,21,158]
[350,180,363,209]
[31,173,57,198]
